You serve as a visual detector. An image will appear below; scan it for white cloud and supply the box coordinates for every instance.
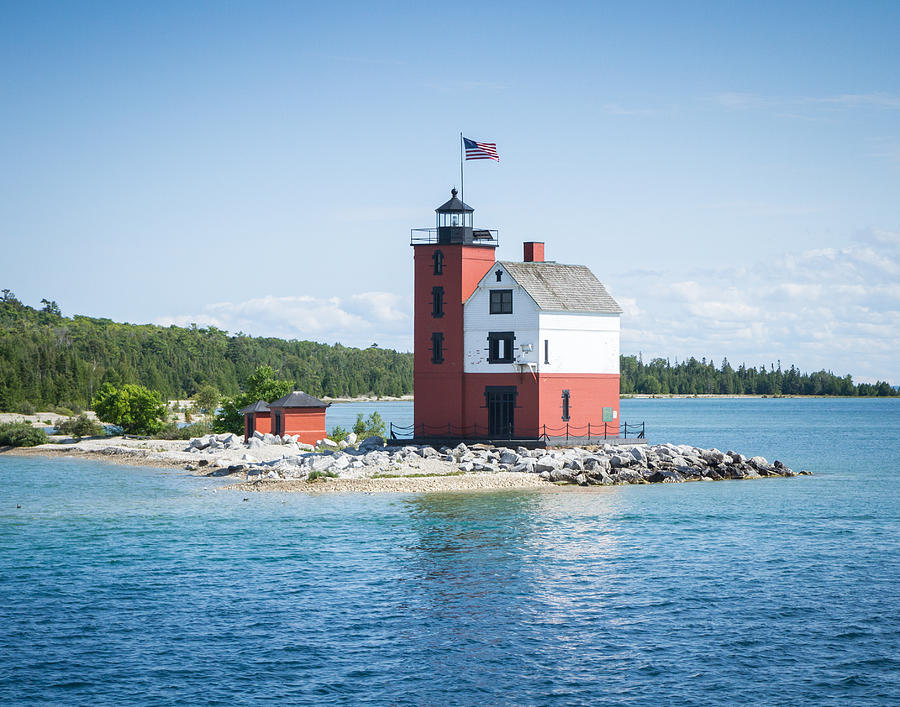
[613,228,900,383]
[155,292,413,352]
[155,228,900,383]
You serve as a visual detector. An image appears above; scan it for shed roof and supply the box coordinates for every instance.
[238,400,270,414]
[268,391,329,409]
[497,261,623,314]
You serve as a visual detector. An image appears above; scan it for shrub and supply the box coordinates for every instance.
[53,406,74,417]
[156,420,213,440]
[0,422,48,447]
[56,414,105,440]
[307,469,338,481]
[18,401,35,416]
[329,425,349,442]
[353,412,386,439]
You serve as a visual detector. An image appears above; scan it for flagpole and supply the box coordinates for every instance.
[459,132,464,206]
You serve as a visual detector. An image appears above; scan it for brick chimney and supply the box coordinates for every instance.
[523,242,545,263]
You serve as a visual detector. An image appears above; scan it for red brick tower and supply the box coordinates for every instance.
[411,189,497,436]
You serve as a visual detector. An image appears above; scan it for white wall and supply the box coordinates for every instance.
[463,264,539,373]
[463,264,621,375]
[538,312,620,375]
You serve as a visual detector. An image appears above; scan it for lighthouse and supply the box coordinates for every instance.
[411,189,498,436]
[411,190,622,441]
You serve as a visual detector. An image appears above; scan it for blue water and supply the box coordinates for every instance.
[2,398,899,705]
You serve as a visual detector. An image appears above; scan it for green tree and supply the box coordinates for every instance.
[92,383,167,435]
[353,411,386,439]
[213,365,293,434]
[193,384,220,418]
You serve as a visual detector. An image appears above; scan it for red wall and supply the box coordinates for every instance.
[243,412,271,441]
[461,372,539,437]
[413,244,496,433]
[537,374,620,437]
[269,407,327,445]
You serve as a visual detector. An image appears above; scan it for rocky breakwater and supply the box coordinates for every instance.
[497,442,809,485]
[184,431,808,487]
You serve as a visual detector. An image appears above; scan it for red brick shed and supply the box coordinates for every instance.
[239,400,271,441]
[267,391,329,444]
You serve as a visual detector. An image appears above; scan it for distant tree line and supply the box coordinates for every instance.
[0,291,413,412]
[1,291,894,413]
[621,355,897,397]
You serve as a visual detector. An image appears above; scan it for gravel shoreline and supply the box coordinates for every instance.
[230,472,549,494]
[2,431,809,495]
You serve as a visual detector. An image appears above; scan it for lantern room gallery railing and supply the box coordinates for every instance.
[389,421,646,443]
[409,228,500,246]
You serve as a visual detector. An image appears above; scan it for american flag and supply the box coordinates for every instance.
[464,137,499,162]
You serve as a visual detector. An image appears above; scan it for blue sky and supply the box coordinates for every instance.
[1,1,898,382]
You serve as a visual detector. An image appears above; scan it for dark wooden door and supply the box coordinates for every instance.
[486,387,516,437]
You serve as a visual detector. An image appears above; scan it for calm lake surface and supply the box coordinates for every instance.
[1,398,898,705]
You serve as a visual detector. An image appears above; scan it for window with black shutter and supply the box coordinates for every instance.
[431,332,444,364]
[487,331,515,363]
[432,286,444,318]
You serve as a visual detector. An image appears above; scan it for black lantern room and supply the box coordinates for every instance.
[435,188,474,244]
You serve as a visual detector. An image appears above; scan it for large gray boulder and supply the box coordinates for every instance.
[359,435,385,450]
[649,469,685,483]
[583,456,611,472]
[549,469,575,483]
[499,449,519,465]
[609,454,633,469]
[629,447,647,464]
[701,448,725,465]
[534,455,559,473]
[612,468,645,484]
[311,456,336,472]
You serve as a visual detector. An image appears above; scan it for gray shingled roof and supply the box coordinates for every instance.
[268,391,329,409]
[238,400,270,414]
[498,261,623,314]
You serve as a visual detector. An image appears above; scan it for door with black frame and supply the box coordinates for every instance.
[485,386,516,438]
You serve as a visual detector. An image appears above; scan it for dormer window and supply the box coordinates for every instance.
[490,289,513,314]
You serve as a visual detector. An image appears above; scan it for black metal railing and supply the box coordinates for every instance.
[409,228,499,247]
[389,421,645,442]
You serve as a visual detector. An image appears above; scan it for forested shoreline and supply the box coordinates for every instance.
[0,291,895,412]
[621,355,897,397]
[0,292,412,411]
